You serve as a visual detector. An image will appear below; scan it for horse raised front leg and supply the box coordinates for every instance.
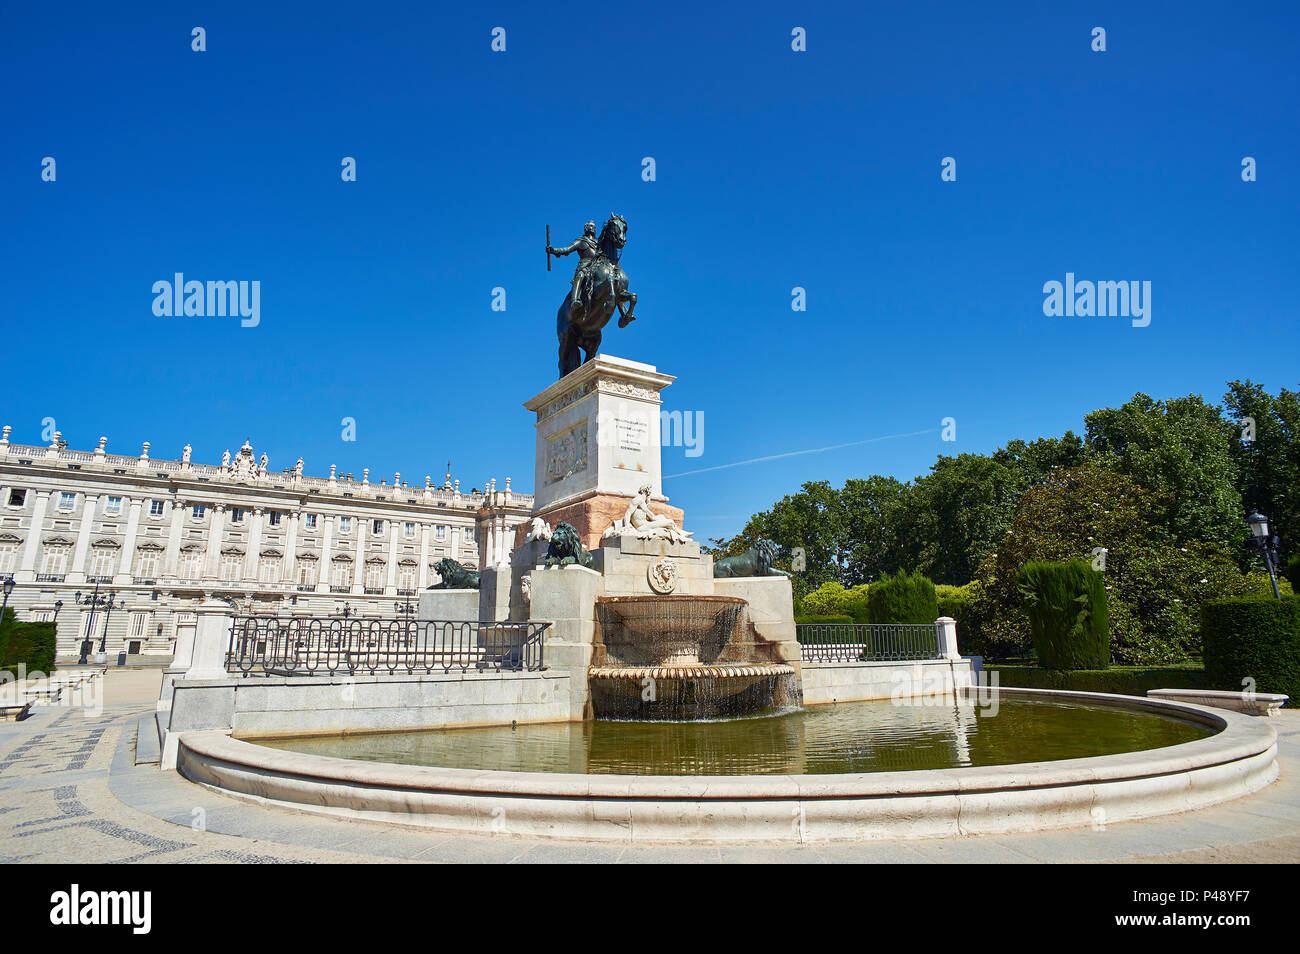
[617,290,637,328]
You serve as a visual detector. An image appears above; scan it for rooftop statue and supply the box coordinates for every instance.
[547,214,638,378]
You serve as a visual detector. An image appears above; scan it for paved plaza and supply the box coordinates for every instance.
[0,669,1296,864]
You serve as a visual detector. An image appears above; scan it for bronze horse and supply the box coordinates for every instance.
[555,214,637,377]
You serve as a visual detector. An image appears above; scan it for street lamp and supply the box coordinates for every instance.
[1,575,15,623]
[75,582,125,664]
[1247,511,1282,599]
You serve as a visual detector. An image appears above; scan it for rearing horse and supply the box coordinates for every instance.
[556,214,638,378]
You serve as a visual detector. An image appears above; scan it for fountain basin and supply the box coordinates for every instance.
[177,689,1279,843]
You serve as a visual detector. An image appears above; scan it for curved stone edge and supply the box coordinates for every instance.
[175,688,1279,843]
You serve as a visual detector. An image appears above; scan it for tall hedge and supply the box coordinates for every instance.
[867,570,938,624]
[1202,595,1300,707]
[1017,560,1110,670]
[1285,555,1300,595]
[936,582,983,655]
[0,608,58,677]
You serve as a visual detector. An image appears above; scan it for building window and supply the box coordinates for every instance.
[364,562,385,592]
[338,516,352,534]
[91,547,115,579]
[331,561,352,588]
[104,496,123,515]
[220,552,242,582]
[372,519,384,535]
[258,554,280,584]
[130,612,148,638]
[179,550,203,580]
[0,542,16,573]
[404,522,415,539]
[268,511,282,527]
[298,560,317,587]
[41,545,69,576]
[149,499,165,517]
[304,514,317,530]
[135,550,159,580]
[7,489,26,507]
[398,565,415,593]
[435,525,447,541]
[58,492,76,510]
[230,508,244,524]
[191,504,206,520]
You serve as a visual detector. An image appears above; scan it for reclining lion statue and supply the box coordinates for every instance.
[712,538,790,578]
[428,557,481,589]
[545,521,594,568]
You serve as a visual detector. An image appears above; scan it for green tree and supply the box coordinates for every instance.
[972,465,1247,664]
[1223,380,1300,560]
[1085,393,1244,553]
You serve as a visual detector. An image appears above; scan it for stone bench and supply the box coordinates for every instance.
[0,702,32,722]
[1148,688,1289,717]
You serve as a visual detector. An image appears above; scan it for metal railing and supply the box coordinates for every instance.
[797,622,940,663]
[226,616,550,676]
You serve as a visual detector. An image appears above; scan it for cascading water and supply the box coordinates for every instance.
[589,595,802,720]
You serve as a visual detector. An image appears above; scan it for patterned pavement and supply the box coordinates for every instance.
[1,671,1297,864]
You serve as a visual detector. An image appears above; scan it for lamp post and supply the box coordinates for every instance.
[98,591,125,659]
[1247,511,1282,599]
[1,575,15,624]
[75,582,124,664]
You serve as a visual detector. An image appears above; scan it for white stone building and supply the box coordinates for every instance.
[0,427,531,660]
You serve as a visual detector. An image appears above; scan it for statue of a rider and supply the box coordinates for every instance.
[548,220,600,310]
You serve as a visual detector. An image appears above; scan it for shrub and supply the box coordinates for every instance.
[867,570,938,624]
[842,585,871,623]
[1244,569,1294,597]
[973,466,1249,665]
[798,581,847,617]
[794,614,854,626]
[0,607,13,667]
[1202,596,1300,706]
[936,582,983,654]
[0,609,58,677]
[1283,555,1300,594]
[986,664,1209,695]
[1017,560,1110,670]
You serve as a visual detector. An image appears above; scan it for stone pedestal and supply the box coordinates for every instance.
[528,565,605,720]
[417,589,480,621]
[593,534,714,597]
[523,355,686,551]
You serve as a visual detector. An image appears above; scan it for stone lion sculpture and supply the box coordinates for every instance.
[712,538,790,578]
[545,521,594,568]
[428,557,481,589]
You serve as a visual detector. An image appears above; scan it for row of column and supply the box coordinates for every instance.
[4,486,484,592]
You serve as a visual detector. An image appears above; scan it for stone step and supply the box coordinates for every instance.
[134,713,162,765]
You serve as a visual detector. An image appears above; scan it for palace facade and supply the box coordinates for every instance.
[0,427,532,660]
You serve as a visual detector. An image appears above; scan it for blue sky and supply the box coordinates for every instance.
[3,1,1297,541]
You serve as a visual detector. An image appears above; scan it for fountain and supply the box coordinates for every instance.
[588,595,801,720]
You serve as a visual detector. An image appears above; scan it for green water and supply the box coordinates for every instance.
[252,697,1213,776]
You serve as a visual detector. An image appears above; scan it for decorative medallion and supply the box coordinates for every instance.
[647,557,678,594]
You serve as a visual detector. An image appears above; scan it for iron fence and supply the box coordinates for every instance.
[226,616,549,676]
[796,622,940,663]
